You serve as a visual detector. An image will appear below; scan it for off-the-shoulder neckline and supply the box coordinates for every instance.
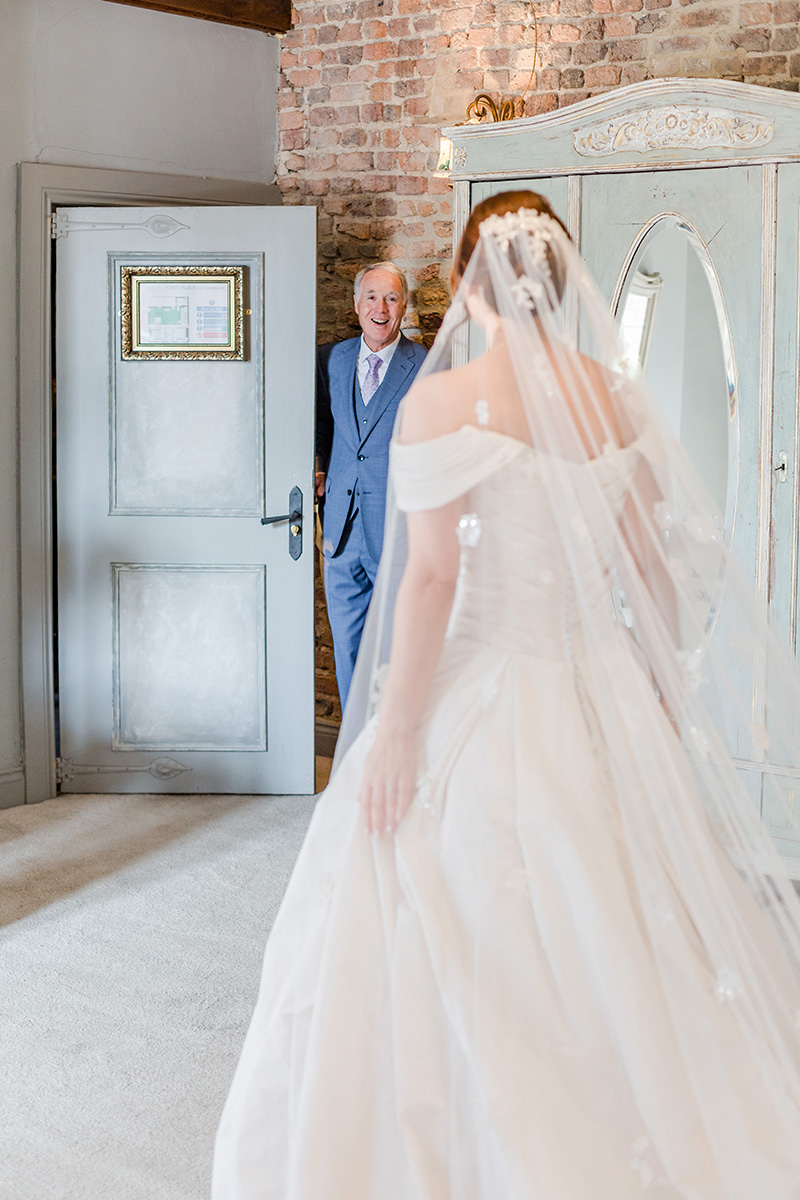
[393,422,647,465]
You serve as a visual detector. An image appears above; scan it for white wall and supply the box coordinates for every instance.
[0,0,280,790]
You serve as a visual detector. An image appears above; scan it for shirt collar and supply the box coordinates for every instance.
[359,332,401,365]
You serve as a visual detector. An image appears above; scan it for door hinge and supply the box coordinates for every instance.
[49,211,69,240]
[55,756,74,783]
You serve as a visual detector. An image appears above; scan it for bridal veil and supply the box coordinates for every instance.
[334,201,800,1181]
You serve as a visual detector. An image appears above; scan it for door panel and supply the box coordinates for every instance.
[56,206,316,794]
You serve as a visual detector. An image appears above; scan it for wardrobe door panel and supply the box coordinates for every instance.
[583,167,765,768]
[772,165,800,653]
[471,178,570,229]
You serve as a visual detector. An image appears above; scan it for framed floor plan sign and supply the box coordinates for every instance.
[120,264,245,359]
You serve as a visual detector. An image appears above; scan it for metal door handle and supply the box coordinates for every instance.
[261,486,303,560]
[261,510,301,525]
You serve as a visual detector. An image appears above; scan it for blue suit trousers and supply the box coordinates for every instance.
[323,511,379,708]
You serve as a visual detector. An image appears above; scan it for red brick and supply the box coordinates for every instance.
[605,14,637,33]
[364,40,396,59]
[280,131,306,151]
[337,151,375,169]
[550,22,582,40]
[650,54,681,75]
[347,65,375,82]
[337,219,371,239]
[732,27,771,49]
[744,51,788,72]
[399,97,427,117]
[742,1,772,22]
[573,42,608,62]
[584,62,623,84]
[681,7,730,25]
[773,26,799,48]
[654,33,708,51]
[279,109,305,130]
[394,77,427,96]
[606,37,646,60]
[620,61,649,83]
[559,90,590,105]
[395,176,428,194]
[637,11,668,31]
[389,55,414,77]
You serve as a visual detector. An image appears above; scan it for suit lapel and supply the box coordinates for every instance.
[360,337,413,444]
[331,338,361,449]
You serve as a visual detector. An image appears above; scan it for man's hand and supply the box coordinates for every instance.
[315,471,326,498]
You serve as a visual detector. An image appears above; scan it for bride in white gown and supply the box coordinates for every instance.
[213,193,800,1199]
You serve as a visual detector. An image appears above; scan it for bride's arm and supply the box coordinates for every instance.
[358,501,461,836]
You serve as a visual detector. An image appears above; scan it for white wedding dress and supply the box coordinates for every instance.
[213,425,800,1200]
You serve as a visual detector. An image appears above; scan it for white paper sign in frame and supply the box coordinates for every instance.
[120,264,245,360]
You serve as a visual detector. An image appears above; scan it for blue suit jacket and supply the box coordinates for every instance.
[317,333,427,562]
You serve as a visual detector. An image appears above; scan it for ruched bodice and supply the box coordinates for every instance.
[390,425,642,659]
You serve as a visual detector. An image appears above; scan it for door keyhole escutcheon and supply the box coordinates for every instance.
[261,486,303,560]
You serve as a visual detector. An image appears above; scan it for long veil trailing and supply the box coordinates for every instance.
[332,207,800,1188]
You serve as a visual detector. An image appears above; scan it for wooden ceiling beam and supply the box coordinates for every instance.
[102,0,292,35]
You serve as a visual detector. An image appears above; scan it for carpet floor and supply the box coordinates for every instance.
[0,786,319,1200]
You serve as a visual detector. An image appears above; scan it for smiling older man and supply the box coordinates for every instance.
[316,262,427,707]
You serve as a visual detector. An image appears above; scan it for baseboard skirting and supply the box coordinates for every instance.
[0,768,26,810]
[315,720,340,759]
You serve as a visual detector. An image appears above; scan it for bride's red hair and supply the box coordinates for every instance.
[450,190,571,296]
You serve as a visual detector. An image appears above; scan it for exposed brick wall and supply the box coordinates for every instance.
[286,0,800,730]
[280,0,800,345]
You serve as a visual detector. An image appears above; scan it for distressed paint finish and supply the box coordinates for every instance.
[452,79,800,857]
[446,80,800,180]
[56,205,316,795]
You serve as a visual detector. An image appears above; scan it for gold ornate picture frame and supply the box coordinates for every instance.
[120,265,245,360]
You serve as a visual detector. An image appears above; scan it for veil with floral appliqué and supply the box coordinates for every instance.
[336,205,800,1159]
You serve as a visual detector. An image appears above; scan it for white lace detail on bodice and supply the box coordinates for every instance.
[391,425,643,660]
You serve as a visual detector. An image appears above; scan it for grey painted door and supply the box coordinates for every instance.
[56,206,316,794]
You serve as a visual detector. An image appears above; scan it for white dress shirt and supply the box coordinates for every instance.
[357,333,401,403]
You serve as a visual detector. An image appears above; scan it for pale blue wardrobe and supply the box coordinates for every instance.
[446,79,800,864]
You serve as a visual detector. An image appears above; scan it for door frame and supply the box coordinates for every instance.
[18,162,280,804]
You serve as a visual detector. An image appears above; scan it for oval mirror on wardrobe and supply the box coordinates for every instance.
[615,215,737,527]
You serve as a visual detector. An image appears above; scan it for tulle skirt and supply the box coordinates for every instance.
[212,636,800,1200]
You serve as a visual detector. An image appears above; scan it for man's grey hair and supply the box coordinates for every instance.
[353,261,409,305]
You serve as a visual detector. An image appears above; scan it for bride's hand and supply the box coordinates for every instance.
[358,724,417,837]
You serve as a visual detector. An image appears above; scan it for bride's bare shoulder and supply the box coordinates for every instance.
[398,360,480,444]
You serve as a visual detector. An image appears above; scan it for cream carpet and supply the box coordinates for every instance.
[0,787,319,1200]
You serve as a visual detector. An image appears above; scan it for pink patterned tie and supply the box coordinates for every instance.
[361,352,382,404]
